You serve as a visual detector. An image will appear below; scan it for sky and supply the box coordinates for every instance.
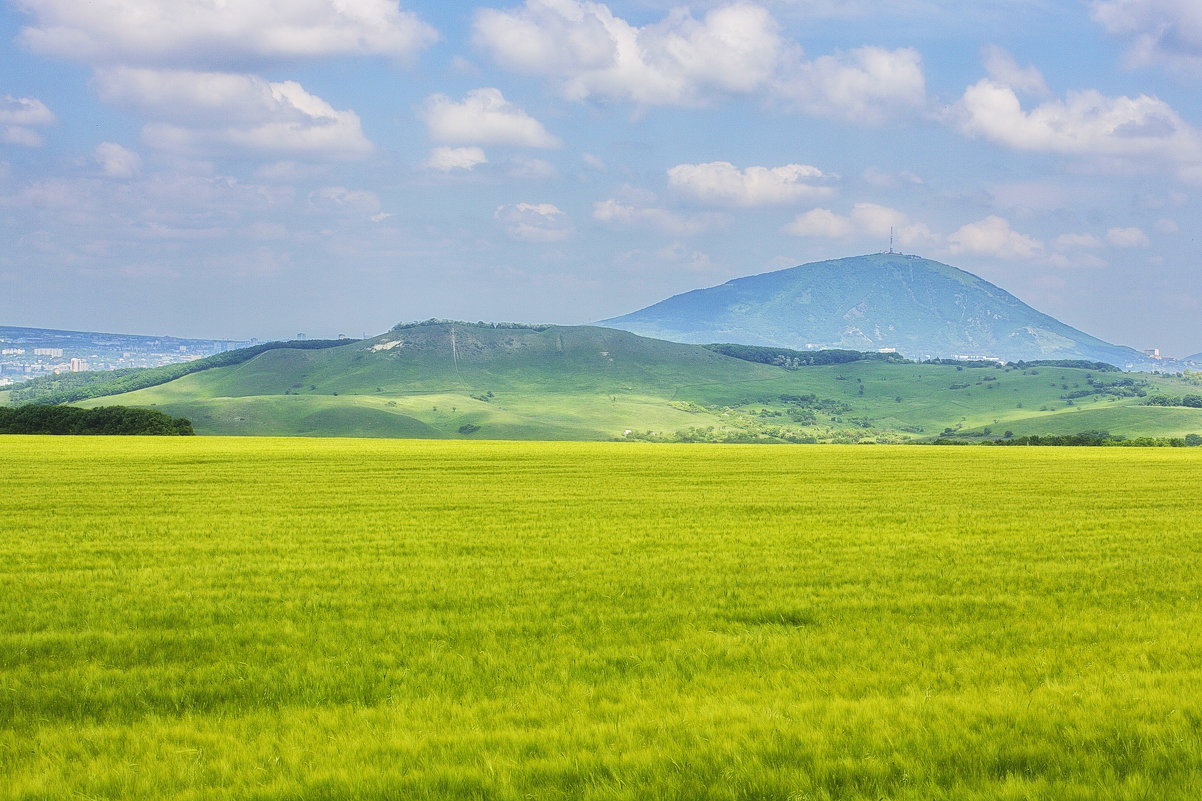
[1,0,1200,356]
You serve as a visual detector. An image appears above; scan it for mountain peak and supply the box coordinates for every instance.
[599,253,1145,367]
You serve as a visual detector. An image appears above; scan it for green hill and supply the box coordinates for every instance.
[600,253,1150,368]
[61,321,1201,443]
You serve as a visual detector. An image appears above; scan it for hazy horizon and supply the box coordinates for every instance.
[2,1,1200,356]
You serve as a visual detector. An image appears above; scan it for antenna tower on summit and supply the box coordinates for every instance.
[888,227,895,254]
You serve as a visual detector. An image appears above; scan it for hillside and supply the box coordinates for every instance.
[70,321,1202,443]
[600,253,1149,368]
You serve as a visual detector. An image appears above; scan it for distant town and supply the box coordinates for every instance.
[0,326,254,386]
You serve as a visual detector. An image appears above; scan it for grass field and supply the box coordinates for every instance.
[56,323,1202,441]
[2,436,1201,800]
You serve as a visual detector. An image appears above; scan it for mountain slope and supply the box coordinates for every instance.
[73,321,1202,442]
[600,253,1148,367]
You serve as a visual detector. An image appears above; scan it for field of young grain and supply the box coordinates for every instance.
[2,436,1200,800]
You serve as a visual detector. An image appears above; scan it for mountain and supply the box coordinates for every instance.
[1184,352,1202,365]
[38,320,1200,443]
[599,253,1149,368]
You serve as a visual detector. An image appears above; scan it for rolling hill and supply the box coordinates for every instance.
[56,320,1202,443]
[600,253,1150,368]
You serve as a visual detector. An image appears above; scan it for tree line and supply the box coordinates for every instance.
[0,405,194,435]
[933,431,1202,447]
[1144,394,1202,408]
[705,343,907,368]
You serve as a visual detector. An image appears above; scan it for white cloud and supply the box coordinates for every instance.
[94,142,141,178]
[981,45,1050,97]
[947,215,1043,259]
[783,202,937,246]
[593,198,726,236]
[15,0,438,67]
[774,46,927,124]
[473,1,786,107]
[1155,217,1180,233]
[0,95,55,146]
[667,161,833,206]
[1053,232,1103,250]
[94,68,373,160]
[954,78,1202,172]
[473,1,926,121]
[422,88,560,149]
[783,208,852,238]
[1091,0,1202,76]
[849,202,908,237]
[426,146,488,172]
[1106,226,1151,247]
[495,202,573,242]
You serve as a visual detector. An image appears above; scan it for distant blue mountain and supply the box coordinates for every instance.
[599,253,1149,367]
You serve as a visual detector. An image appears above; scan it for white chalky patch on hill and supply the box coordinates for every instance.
[370,340,403,352]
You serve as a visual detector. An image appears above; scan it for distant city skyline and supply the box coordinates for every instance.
[2,0,1200,356]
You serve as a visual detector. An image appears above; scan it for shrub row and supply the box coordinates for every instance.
[0,405,194,435]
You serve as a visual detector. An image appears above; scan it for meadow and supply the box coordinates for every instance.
[38,322,1199,442]
[1,436,1201,800]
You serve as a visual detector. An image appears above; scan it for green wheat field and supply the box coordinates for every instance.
[2,435,1201,800]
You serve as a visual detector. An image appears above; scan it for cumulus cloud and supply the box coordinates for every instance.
[472,1,925,120]
[14,0,438,67]
[947,215,1043,259]
[981,45,1050,97]
[593,197,726,236]
[0,94,55,146]
[953,78,1202,174]
[1091,0,1202,75]
[94,142,141,178]
[474,1,786,107]
[774,46,927,124]
[94,67,373,160]
[495,202,573,242]
[783,208,852,238]
[426,146,488,172]
[1106,226,1151,247]
[422,88,560,148]
[667,161,833,206]
[783,203,937,246]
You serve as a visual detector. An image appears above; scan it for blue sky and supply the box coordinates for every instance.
[1,0,1199,356]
